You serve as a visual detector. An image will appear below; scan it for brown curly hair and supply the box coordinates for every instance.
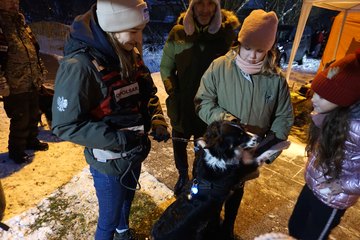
[306,107,350,179]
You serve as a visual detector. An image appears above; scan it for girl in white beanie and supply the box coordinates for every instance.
[52,1,170,240]
[195,9,294,239]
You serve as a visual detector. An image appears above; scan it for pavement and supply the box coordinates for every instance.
[39,54,360,240]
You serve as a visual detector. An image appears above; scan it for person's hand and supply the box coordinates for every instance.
[163,80,174,96]
[254,132,290,164]
[318,180,343,195]
[151,125,170,142]
[0,77,10,97]
[122,130,145,151]
[223,113,240,124]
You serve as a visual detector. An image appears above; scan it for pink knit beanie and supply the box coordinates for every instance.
[183,0,222,35]
[238,9,278,51]
[311,48,360,107]
[96,0,149,32]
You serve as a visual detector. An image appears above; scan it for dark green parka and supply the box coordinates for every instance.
[160,10,240,135]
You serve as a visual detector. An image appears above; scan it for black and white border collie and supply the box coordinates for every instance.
[151,120,260,240]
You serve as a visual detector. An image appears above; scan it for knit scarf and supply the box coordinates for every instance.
[235,54,263,75]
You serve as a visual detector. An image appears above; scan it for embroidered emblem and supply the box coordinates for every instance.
[57,96,68,112]
[265,91,273,103]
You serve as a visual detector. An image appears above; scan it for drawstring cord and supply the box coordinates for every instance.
[119,137,197,190]
[120,161,141,191]
[170,136,196,143]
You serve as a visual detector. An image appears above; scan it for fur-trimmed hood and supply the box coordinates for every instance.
[177,9,240,35]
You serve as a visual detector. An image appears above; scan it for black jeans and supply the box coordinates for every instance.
[172,129,204,175]
[3,91,41,153]
[288,184,346,240]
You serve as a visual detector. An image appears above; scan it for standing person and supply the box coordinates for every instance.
[288,49,360,240]
[0,0,49,164]
[194,9,294,239]
[51,1,170,239]
[160,0,240,195]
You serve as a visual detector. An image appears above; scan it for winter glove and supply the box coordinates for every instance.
[122,130,147,152]
[254,132,290,164]
[0,76,10,97]
[223,113,240,124]
[163,79,174,96]
[150,125,170,142]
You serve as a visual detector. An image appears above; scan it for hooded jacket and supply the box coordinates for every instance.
[51,5,167,175]
[305,102,360,209]
[195,50,294,140]
[160,10,240,135]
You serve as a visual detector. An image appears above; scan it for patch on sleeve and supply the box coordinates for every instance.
[57,96,68,112]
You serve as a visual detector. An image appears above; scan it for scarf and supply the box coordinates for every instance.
[235,53,263,75]
[311,111,328,128]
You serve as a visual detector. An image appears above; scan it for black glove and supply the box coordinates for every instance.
[122,130,146,151]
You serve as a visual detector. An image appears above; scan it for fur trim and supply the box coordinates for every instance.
[177,9,240,32]
[221,10,241,30]
[182,0,222,35]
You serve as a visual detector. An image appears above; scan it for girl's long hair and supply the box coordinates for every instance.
[106,32,135,78]
[306,107,350,179]
[233,43,282,75]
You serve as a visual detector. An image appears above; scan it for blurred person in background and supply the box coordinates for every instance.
[160,0,240,196]
[0,0,48,164]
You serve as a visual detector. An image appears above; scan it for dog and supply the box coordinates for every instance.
[151,120,260,240]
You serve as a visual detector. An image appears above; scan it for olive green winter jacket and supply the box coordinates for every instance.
[160,10,240,135]
[195,50,294,140]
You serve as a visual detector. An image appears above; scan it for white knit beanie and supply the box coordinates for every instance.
[183,0,222,35]
[96,0,150,32]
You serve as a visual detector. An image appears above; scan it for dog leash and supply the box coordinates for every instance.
[170,136,196,142]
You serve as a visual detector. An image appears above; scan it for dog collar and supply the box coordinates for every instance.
[187,178,228,200]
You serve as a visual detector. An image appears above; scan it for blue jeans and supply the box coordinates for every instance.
[90,165,141,240]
